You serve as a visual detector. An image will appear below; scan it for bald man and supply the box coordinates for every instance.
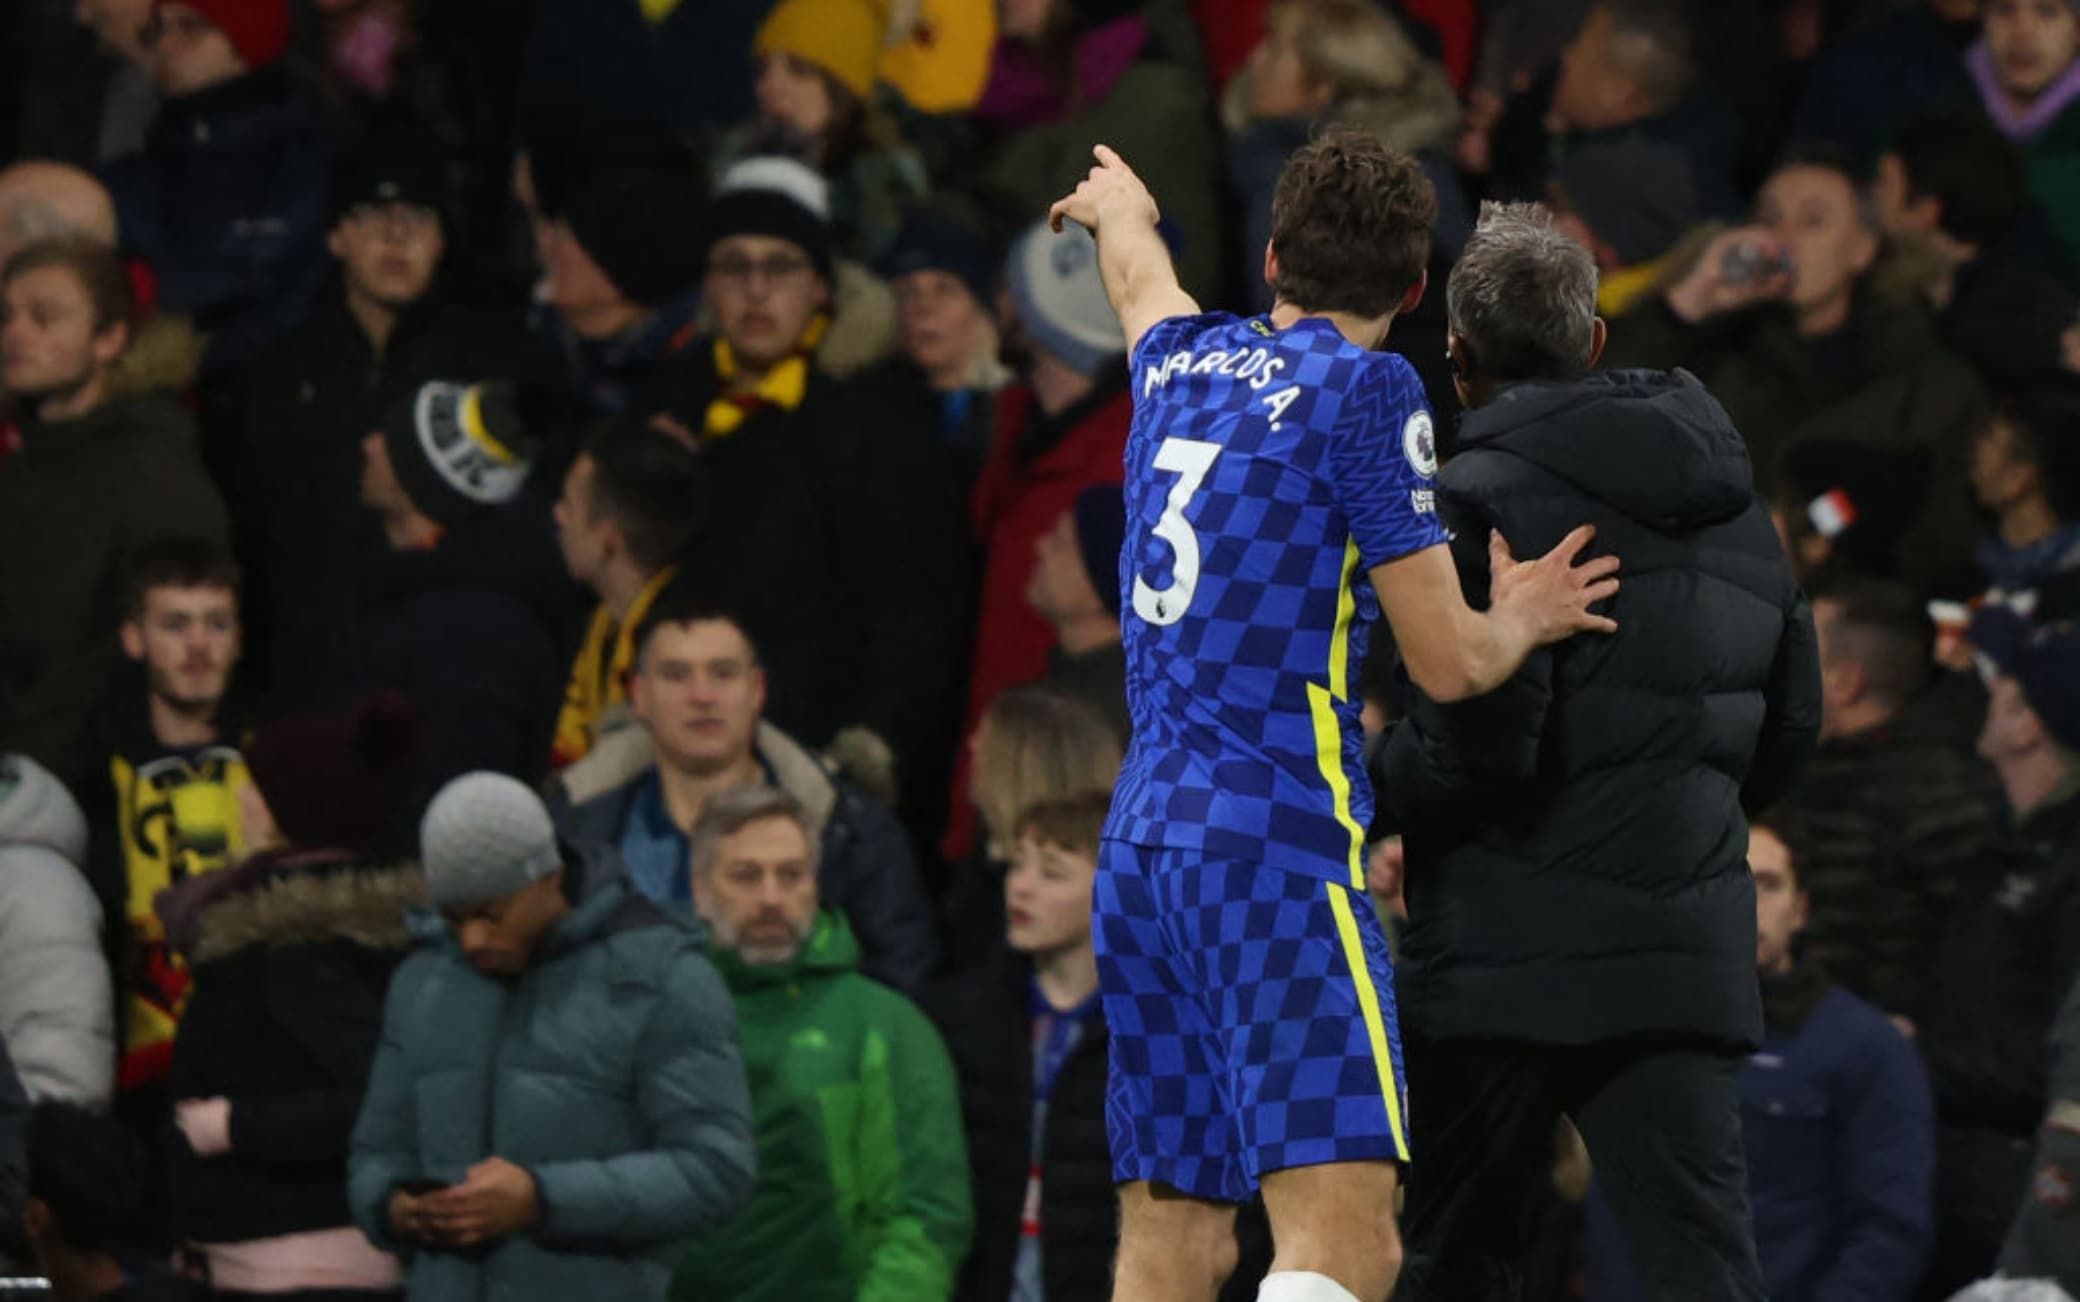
[0,163,119,269]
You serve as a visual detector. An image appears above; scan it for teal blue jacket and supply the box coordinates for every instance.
[348,853,755,1301]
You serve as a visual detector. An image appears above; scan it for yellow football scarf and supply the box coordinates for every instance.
[550,565,679,769]
[704,315,828,437]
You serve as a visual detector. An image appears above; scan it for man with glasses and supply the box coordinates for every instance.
[240,131,542,703]
[656,154,969,844]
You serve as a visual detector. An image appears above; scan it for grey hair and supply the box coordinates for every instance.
[687,784,819,880]
[1446,201,1599,383]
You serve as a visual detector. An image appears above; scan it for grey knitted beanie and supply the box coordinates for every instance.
[419,772,563,908]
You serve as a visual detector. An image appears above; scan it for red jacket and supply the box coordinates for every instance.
[942,379,1130,859]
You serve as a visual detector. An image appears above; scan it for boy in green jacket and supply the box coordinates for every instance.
[674,784,972,1301]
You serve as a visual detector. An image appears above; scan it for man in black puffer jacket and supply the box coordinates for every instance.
[1373,203,1823,1301]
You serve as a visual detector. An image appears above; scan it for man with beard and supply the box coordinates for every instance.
[0,237,228,771]
[68,537,260,1115]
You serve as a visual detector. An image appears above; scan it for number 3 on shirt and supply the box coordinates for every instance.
[1132,437,1221,626]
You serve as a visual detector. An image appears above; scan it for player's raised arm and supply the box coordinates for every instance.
[1048,145,1200,354]
[1373,527,1618,703]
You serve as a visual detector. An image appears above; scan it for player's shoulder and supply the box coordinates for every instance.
[1132,310,1249,366]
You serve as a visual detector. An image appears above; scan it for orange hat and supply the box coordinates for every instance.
[755,0,888,101]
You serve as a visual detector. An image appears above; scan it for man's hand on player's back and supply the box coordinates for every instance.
[1490,524,1621,645]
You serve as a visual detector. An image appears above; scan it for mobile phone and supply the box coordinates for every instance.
[398,1177,449,1197]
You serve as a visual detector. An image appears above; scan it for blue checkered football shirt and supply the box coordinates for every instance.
[1104,312,1447,886]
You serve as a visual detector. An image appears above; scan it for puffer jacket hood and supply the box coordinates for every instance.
[0,754,86,865]
[1458,368,1754,534]
[187,856,423,964]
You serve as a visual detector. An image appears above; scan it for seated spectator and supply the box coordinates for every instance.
[1028,484,1129,746]
[0,238,229,771]
[1774,577,2005,1025]
[531,159,711,419]
[0,162,204,431]
[550,413,706,771]
[22,1101,205,1302]
[1222,0,1464,313]
[1968,390,2080,598]
[1584,821,1936,1301]
[1790,0,1981,170]
[1918,606,2080,1296]
[1997,970,2080,1292]
[349,772,755,1302]
[944,683,1122,973]
[945,220,1128,861]
[967,0,1226,299]
[671,786,971,1301]
[734,0,931,262]
[102,0,331,376]
[1873,112,2080,388]
[153,691,422,1299]
[68,539,257,1104]
[243,131,544,700]
[1481,2,1735,219]
[925,791,1117,1302]
[1603,148,1988,590]
[0,755,115,1105]
[28,0,160,166]
[875,208,1013,497]
[550,602,940,992]
[348,379,568,829]
[661,156,967,817]
[1964,0,2080,281]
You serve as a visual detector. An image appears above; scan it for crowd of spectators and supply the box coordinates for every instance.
[0,0,2076,1299]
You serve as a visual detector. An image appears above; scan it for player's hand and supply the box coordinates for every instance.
[1666,226,1795,324]
[1049,145,1161,237]
[388,1189,440,1245]
[1490,524,1620,644]
[418,1157,542,1248]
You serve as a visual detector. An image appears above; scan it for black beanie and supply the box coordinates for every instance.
[381,380,544,527]
[704,156,834,280]
[563,167,711,309]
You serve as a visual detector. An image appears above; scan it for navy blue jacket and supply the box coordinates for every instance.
[104,65,332,375]
[1586,967,1935,1302]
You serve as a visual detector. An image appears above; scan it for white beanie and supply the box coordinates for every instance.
[419,772,562,908]
[1005,218,1125,378]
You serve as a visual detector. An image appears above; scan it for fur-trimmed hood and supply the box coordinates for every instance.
[181,855,425,964]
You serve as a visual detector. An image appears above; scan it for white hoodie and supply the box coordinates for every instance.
[0,754,114,1103]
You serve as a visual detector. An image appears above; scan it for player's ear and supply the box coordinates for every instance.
[1587,317,1608,370]
[1262,242,1278,294]
[1397,270,1426,317]
[1446,330,1473,381]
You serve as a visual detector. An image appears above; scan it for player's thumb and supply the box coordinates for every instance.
[1488,528,1515,568]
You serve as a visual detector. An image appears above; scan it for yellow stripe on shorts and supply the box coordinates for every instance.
[1328,882,1411,1161]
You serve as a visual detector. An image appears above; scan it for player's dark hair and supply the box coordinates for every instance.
[1887,112,2027,250]
[28,1101,153,1257]
[1994,386,2080,523]
[580,414,708,576]
[1809,574,1932,708]
[1269,125,1436,317]
[120,536,241,622]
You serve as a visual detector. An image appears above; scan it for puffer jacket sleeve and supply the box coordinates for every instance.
[1742,589,1823,816]
[347,957,429,1255]
[229,947,392,1166]
[531,947,754,1245]
[0,849,114,1103]
[856,991,973,1302]
[832,792,941,993]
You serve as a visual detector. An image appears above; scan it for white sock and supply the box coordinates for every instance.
[1257,1271,1363,1302]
